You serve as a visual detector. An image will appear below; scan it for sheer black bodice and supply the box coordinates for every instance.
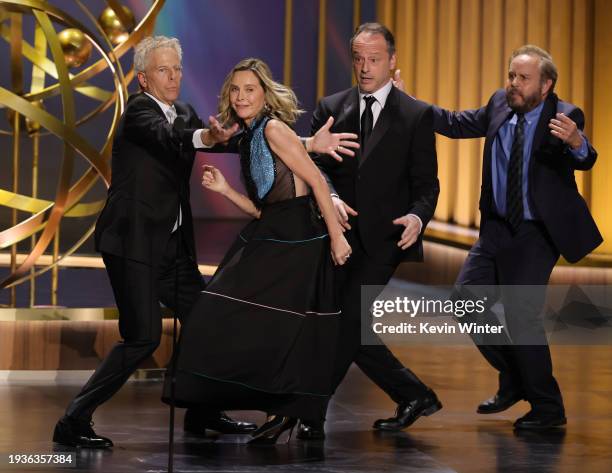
[238,116,309,208]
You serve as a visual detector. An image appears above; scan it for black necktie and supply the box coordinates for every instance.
[360,95,376,150]
[506,113,525,232]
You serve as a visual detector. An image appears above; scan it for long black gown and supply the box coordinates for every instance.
[164,116,340,422]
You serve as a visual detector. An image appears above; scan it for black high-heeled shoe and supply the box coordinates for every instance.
[247,416,297,445]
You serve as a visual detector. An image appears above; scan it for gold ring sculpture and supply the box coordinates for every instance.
[0,0,165,306]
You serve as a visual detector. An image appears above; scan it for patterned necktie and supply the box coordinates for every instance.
[165,106,177,124]
[506,113,525,232]
[360,95,376,150]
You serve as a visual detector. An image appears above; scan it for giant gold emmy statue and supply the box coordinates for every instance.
[0,0,165,307]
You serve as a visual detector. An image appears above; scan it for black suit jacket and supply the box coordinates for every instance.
[312,86,440,265]
[433,89,602,263]
[94,92,205,266]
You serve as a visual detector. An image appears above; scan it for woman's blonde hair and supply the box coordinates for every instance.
[218,58,304,126]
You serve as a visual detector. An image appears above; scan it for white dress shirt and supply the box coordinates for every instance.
[358,79,393,129]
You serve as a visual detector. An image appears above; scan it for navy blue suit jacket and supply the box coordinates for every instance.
[433,89,602,263]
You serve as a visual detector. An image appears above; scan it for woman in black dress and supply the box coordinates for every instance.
[166,58,352,444]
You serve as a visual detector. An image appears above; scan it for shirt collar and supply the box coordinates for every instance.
[144,92,175,115]
[359,79,393,108]
[509,100,544,126]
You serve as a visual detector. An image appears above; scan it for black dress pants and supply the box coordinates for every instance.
[331,237,430,405]
[456,218,564,415]
[65,232,204,420]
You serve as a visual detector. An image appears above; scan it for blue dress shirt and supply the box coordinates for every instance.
[492,102,588,219]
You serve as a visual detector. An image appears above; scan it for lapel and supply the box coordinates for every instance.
[360,85,396,167]
[173,100,187,121]
[531,92,558,159]
[332,88,361,164]
[481,95,512,199]
[337,87,360,135]
[138,92,169,121]
[487,102,513,145]
[174,100,197,127]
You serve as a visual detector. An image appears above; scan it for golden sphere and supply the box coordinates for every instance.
[6,101,45,134]
[58,28,92,69]
[99,5,136,46]
[25,101,44,134]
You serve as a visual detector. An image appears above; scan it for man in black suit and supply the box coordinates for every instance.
[52,36,258,448]
[298,23,442,440]
[432,45,602,429]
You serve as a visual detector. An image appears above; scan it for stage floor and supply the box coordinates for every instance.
[1,345,610,473]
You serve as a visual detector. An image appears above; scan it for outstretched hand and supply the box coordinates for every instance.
[205,116,240,146]
[392,69,405,93]
[310,116,360,162]
[393,214,421,250]
[549,113,584,150]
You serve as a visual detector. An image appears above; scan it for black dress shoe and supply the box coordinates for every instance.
[53,416,113,449]
[184,409,257,435]
[514,411,566,430]
[477,391,522,414]
[296,420,325,440]
[373,390,442,431]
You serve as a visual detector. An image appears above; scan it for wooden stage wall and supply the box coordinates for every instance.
[378,0,612,256]
[2,241,611,371]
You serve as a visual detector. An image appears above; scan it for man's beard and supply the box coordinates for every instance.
[506,88,541,114]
